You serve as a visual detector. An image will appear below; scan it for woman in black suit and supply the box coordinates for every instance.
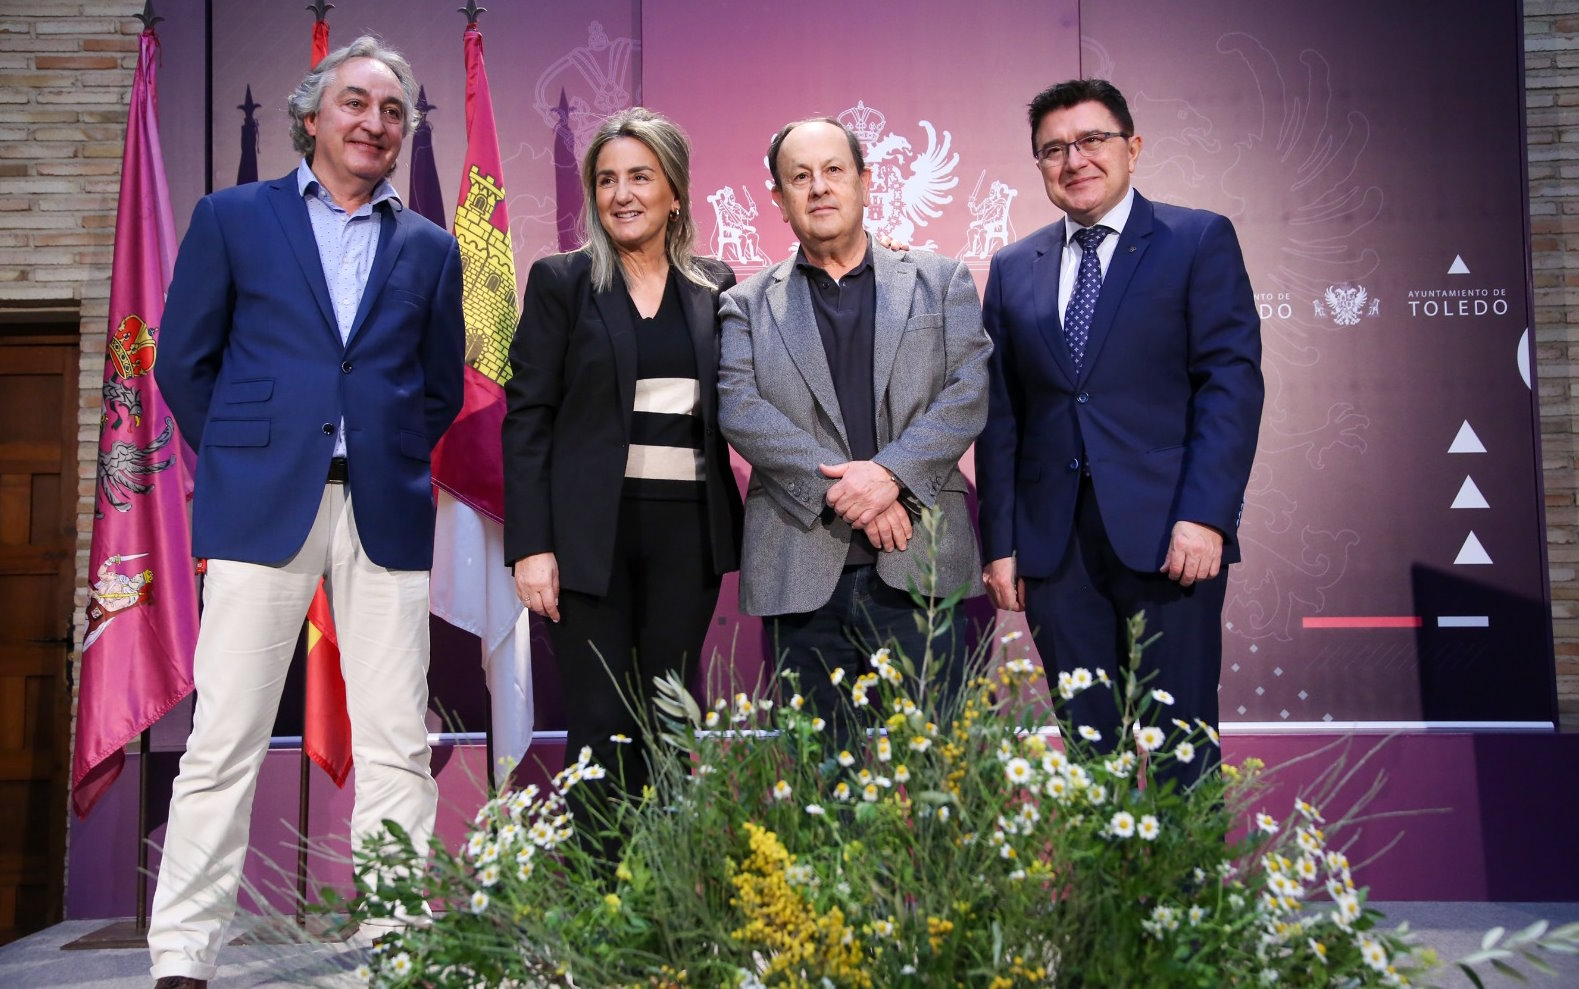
[503,108,742,824]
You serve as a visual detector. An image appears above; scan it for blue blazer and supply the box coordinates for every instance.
[976,191,1263,578]
[156,172,465,571]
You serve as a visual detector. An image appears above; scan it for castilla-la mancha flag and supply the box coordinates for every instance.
[72,25,200,818]
[429,20,532,770]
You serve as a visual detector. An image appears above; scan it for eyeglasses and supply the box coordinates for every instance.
[1033,131,1128,168]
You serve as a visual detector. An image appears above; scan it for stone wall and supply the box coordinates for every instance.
[1526,0,1579,725]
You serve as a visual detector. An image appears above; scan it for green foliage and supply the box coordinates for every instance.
[336,512,1579,988]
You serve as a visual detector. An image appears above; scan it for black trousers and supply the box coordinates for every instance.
[769,564,967,752]
[550,497,720,816]
[1023,477,1225,789]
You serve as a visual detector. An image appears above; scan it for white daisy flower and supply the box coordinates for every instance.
[469,890,490,914]
[1174,741,1196,764]
[893,764,910,784]
[1255,812,1280,835]
[811,717,827,732]
[610,733,632,744]
[829,667,846,685]
[1357,935,1388,973]
[1078,725,1102,742]
[1004,757,1033,785]
[805,803,825,816]
[1151,688,1176,705]
[862,783,879,803]
[1108,811,1136,838]
[1134,726,1165,752]
[876,736,893,762]
[909,736,931,752]
[772,780,792,801]
[389,952,413,976]
[1137,814,1161,841]
[837,750,856,767]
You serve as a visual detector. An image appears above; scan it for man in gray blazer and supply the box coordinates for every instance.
[718,116,991,739]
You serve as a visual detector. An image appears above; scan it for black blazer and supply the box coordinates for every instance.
[502,250,744,596]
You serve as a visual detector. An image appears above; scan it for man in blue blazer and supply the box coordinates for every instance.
[976,80,1262,784]
[147,39,464,988]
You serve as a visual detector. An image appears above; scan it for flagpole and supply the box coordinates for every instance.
[136,728,151,931]
[297,0,331,935]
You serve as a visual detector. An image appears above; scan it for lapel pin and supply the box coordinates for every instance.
[1128,246,1136,253]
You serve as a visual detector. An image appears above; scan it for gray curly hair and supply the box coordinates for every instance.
[287,36,419,158]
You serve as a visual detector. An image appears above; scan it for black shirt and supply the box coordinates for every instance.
[795,243,878,563]
[623,270,705,501]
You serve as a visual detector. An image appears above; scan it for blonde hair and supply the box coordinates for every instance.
[579,108,715,293]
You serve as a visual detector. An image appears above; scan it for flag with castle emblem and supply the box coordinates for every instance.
[429,20,532,769]
[72,25,200,818]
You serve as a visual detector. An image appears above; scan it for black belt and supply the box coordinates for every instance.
[327,457,348,484]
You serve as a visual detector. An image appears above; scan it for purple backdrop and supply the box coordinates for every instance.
[65,0,1562,921]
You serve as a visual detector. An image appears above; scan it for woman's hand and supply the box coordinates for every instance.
[513,552,561,622]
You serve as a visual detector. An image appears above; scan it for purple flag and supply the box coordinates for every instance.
[72,27,199,819]
[408,86,446,227]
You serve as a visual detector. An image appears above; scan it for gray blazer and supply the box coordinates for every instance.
[718,245,992,616]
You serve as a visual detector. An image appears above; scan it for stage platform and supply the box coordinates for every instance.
[4,904,1578,987]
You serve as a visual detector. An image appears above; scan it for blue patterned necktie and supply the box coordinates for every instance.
[1063,224,1112,374]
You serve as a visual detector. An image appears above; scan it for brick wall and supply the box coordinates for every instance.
[0,6,138,749]
[1526,0,1579,726]
[4,5,1577,738]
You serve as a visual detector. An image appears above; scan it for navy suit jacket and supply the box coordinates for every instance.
[156,172,466,571]
[976,191,1263,578]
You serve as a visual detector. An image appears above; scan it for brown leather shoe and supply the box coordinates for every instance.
[154,978,207,989]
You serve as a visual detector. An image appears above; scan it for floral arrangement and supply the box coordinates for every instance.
[339,517,1579,988]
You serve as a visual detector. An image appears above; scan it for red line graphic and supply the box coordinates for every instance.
[1302,616,1423,629]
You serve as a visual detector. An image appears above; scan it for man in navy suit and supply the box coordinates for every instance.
[147,38,463,988]
[976,80,1262,784]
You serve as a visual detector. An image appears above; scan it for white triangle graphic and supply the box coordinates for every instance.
[1448,255,1470,274]
[1451,476,1489,509]
[1448,421,1486,454]
[1454,531,1492,565]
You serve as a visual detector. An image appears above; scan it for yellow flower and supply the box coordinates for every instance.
[603,892,621,911]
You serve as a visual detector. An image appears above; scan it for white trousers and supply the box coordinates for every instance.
[148,486,436,981]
